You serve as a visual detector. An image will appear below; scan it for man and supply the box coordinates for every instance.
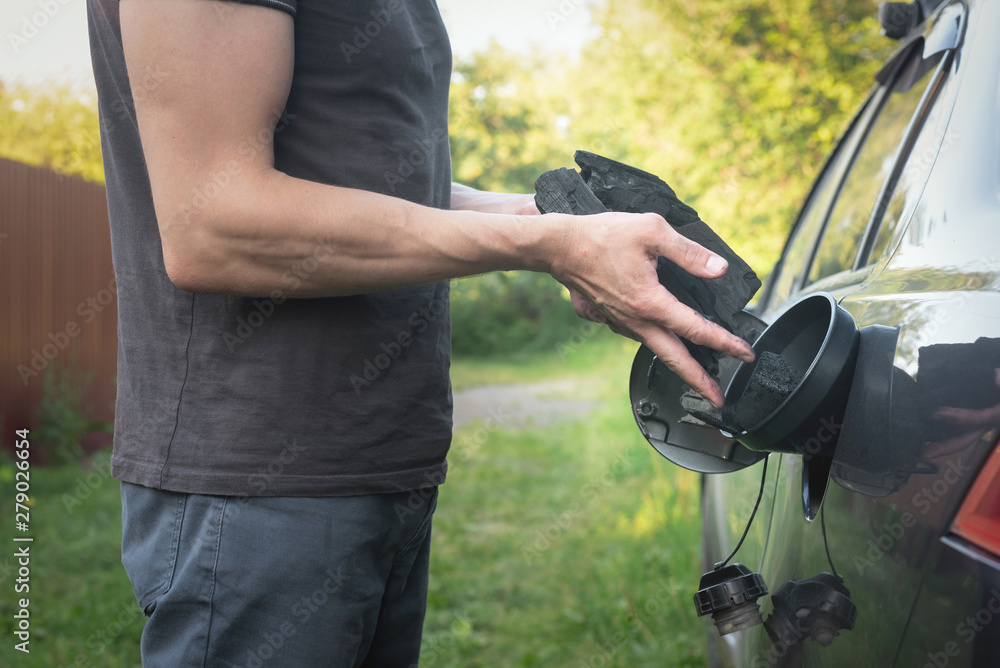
[87,0,754,665]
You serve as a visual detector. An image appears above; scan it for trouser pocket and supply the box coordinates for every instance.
[120,482,186,616]
[398,486,438,554]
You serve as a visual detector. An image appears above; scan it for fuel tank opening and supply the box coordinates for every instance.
[688,351,804,434]
[723,292,860,458]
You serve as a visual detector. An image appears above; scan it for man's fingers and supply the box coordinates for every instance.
[644,328,725,406]
[934,407,973,423]
[570,289,608,324]
[607,321,641,342]
[934,404,1000,429]
[638,289,755,363]
[570,278,753,390]
[653,219,729,279]
[553,211,760,407]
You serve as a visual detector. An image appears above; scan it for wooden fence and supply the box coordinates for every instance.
[0,157,116,458]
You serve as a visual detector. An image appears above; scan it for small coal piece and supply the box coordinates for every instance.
[681,392,743,434]
[726,351,803,431]
[533,168,607,216]
[687,409,742,433]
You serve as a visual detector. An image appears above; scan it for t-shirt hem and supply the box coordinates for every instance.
[111,455,447,497]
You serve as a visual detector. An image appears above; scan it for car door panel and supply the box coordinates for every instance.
[700,2,1000,666]
[825,287,1000,666]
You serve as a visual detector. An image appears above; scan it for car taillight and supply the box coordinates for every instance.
[952,441,1000,558]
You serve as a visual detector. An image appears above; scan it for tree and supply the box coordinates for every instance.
[566,0,892,275]
[449,42,577,194]
[0,80,104,183]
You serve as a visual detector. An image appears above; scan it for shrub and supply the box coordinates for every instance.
[450,272,589,357]
[33,367,112,466]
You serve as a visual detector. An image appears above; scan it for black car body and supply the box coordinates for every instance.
[692,1,999,665]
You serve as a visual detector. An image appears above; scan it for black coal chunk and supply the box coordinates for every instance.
[532,150,762,388]
[575,150,700,226]
[534,168,607,216]
[726,352,802,431]
[575,151,761,335]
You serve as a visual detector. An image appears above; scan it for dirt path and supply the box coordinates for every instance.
[452,378,604,429]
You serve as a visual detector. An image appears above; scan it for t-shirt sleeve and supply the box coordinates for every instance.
[115,0,297,16]
[227,0,296,16]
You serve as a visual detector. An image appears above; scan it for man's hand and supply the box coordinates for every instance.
[452,184,752,405]
[546,211,753,406]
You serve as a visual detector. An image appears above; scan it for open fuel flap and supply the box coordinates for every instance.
[630,293,863,481]
[629,337,766,474]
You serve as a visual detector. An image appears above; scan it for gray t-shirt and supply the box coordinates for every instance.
[87,0,454,496]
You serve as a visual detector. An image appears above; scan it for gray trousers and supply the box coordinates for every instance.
[120,481,438,667]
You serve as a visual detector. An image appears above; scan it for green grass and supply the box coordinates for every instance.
[0,337,707,667]
[0,450,143,668]
[427,339,707,666]
[449,329,629,391]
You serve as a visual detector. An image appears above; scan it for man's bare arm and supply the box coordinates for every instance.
[450,183,535,215]
[120,0,752,405]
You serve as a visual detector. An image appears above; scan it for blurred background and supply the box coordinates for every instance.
[0,0,893,665]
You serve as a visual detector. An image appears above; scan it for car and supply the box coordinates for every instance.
[629,1,1000,666]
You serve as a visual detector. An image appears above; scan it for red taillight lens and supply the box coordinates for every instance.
[952,442,1000,558]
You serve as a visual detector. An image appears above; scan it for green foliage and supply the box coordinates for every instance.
[0,81,104,183]
[34,367,113,466]
[450,272,596,357]
[568,0,891,274]
[448,0,893,283]
[449,43,576,194]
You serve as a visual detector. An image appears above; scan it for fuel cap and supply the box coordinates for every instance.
[694,563,769,635]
